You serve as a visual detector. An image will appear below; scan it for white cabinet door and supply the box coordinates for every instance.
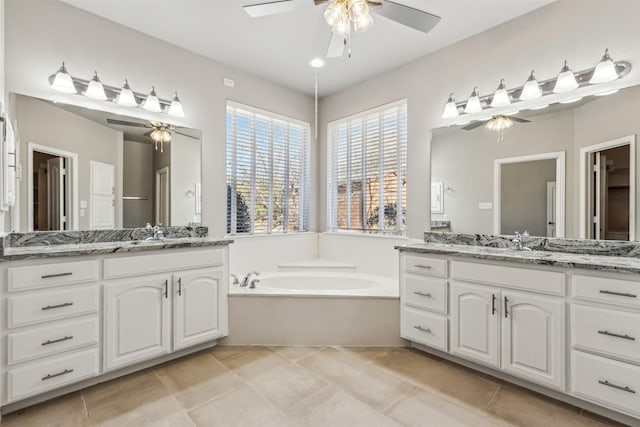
[104,275,171,370]
[450,281,500,368]
[501,290,564,389]
[173,268,227,350]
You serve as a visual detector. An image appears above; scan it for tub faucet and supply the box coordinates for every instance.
[241,271,260,287]
[230,274,239,285]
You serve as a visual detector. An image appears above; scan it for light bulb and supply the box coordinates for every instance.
[51,62,77,94]
[84,71,108,100]
[168,92,184,117]
[116,79,138,107]
[590,48,619,84]
[349,0,369,20]
[142,86,162,113]
[519,71,542,101]
[553,60,578,93]
[464,87,482,114]
[324,1,346,27]
[441,93,459,119]
[353,12,373,32]
[332,17,349,36]
[490,79,510,108]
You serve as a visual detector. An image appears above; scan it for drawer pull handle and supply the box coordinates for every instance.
[598,380,636,394]
[41,272,73,279]
[164,280,168,299]
[413,325,431,334]
[415,264,433,270]
[413,291,432,298]
[492,293,497,315]
[42,336,74,346]
[42,368,74,381]
[177,278,182,296]
[41,302,74,311]
[599,290,637,298]
[504,296,509,318]
[597,330,635,341]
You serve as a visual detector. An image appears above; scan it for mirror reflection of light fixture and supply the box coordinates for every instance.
[486,115,514,143]
[168,93,185,117]
[590,48,619,84]
[490,79,510,108]
[142,87,162,113]
[150,124,172,153]
[553,60,578,93]
[464,87,482,114]
[85,71,108,100]
[442,94,459,118]
[116,79,138,107]
[51,62,77,93]
[519,71,542,101]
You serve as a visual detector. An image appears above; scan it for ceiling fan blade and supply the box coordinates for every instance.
[107,118,150,128]
[244,0,315,17]
[371,0,441,34]
[143,130,152,137]
[462,121,487,131]
[173,130,200,140]
[510,117,531,123]
[326,32,345,58]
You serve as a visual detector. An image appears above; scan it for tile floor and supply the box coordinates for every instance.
[1,346,627,427]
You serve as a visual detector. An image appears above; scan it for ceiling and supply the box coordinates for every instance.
[61,0,555,96]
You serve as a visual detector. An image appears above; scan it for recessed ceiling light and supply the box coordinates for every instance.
[310,58,325,68]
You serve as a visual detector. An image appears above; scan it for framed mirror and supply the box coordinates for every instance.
[7,93,202,231]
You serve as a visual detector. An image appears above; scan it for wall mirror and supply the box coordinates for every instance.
[7,93,202,231]
[431,84,640,240]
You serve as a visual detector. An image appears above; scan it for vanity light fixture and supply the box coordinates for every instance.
[519,71,542,101]
[490,79,510,108]
[441,94,459,118]
[553,60,578,93]
[559,97,583,104]
[48,62,186,117]
[51,62,77,94]
[464,87,483,114]
[84,71,108,100]
[594,89,620,96]
[590,49,619,84]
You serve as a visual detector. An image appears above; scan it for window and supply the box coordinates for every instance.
[226,102,310,235]
[327,100,407,234]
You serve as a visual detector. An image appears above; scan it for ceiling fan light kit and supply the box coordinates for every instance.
[49,62,185,117]
[441,49,631,120]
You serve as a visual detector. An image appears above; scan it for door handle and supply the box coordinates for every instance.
[491,294,496,315]
[504,296,509,318]
[177,278,182,296]
[163,280,168,299]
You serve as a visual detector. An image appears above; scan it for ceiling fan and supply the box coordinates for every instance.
[106,118,198,153]
[243,0,441,58]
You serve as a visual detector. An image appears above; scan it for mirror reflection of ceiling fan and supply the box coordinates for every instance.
[463,115,531,143]
[243,0,441,58]
[106,118,198,153]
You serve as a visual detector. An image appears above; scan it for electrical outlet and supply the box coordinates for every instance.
[80,209,85,217]
[223,77,235,88]
[80,200,87,209]
[478,202,493,210]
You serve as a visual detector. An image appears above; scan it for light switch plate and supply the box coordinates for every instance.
[479,202,493,210]
[223,77,235,88]
[80,209,85,217]
[80,200,87,208]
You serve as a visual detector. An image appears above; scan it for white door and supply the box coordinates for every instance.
[501,290,564,389]
[104,275,171,370]
[90,161,115,229]
[173,268,226,350]
[451,281,500,368]
[155,167,170,226]
[47,157,66,230]
[546,181,556,237]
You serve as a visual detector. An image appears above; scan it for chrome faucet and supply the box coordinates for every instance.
[241,271,260,287]
[145,223,165,241]
[230,274,239,285]
[512,231,532,251]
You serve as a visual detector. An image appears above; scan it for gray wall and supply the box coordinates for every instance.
[501,159,556,237]
[14,94,123,230]
[123,140,153,227]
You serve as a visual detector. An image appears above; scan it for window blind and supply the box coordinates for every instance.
[327,100,407,234]
[226,102,311,235]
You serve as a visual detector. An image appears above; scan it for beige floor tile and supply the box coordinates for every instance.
[221,346,285,376]
[297,347,415,411]
[286,386,401,427]
[210,345,254,361]
[155,351,243,410]
[336,346,395,361]
[83,369,166,411]
[1,392,90,427]
[487,386,605,427]
[580,409,630,427]
[269,346,325,361]
[386,388,510,427]
[374,348,501,410]
[188,385,290,427]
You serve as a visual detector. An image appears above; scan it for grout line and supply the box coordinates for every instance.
[80,391,92,426]
[185,384,244,413]
[485,385,502,410]
[210,345,263,363]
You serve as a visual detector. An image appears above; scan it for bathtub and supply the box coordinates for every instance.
[229,271,398,298]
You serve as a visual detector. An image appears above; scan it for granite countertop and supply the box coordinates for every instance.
[396,242,640,275]
[0,237,233,261]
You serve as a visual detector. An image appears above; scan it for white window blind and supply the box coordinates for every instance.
[327,100,407,234]
[226,101,311,235]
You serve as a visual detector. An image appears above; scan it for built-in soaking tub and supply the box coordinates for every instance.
[225,268,403,346]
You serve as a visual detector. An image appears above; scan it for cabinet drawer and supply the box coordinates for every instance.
[7,316,99,365]
[452,261,565,296]
[404,255,447,278]
[402,306,447,351]
[104,249,224,279]
[8,260,99,292]
[572,304,640,363]
[572,275,640,308]
[7,348,99,402]
[8,286,99,328]
[572,351,640,417]
[404,275,447,314]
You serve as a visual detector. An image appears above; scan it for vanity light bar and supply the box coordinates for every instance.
[442,50,631,119]
[48,62,185,117]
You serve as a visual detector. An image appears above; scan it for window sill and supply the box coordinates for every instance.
[321,231,410,240]
[226,231,314,239]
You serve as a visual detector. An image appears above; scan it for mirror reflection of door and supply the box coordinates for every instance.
[32,151,68,231]
[155,167,170,226]
[588,144,631,240]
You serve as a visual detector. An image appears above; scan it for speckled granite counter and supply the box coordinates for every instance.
[396,242,640,275]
